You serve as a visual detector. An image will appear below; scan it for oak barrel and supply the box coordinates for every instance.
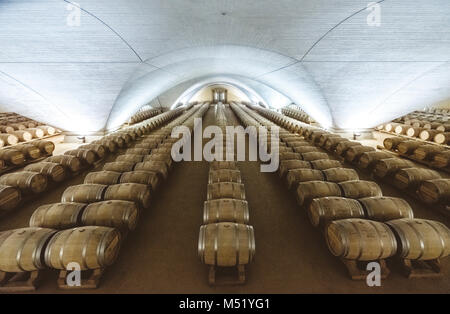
[383,137,406,151]
[24,162,66,182]
[116,154,144,163]
[359,197,414,221]
[61,184,107,204]
[310,159,342,170]
[65,149,97,165]
[208,169,242,184]
[397,141,422,155]
[104,183,152,209]
[0,171,47,194]
[417,179,450,204]
[433,132,450,145]
[286,169,324,189]
[338,180,382,199]
[103,161,136,173]
[296,181,341,206]
[335,141,362,156]
[119,171,159,191]
[82,200,139,231]
[25,128,44,138]
[406,126,422,137]
[31,140,55,155]
[279,160,311,177]
[126,148,151,155]
[45,155,81,173]
[36,125,56,136]
[345,146,376,162]
[203,199,249,224]
[322,168,359,183]
[394,168,441,190]
[29,202,86,229]
[293,146,320,154]
[207,182,246,200]
[279,152,301,161]
[0,185,21,212]
[143,153,173,168]
[433,151,450,168]
[301,152,329,161]
[134,161,168,180]
[419,129,441,141]
[84,171,121,185]
[79,144,106,159]
[0,148,25,165]
[12,130,32,142]
[209,161,238,171]
[358,151,393,169]
[0,133,18,145]
[374,158,416,178]
[413,145,444,160]
[308,197,365,227]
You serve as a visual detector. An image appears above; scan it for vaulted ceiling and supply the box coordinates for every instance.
[0,0,448,133]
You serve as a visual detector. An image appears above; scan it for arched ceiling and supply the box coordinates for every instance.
[0,0,448,133]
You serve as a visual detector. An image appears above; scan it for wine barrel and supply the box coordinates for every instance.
[385,123,401,133]
[0,126,14,133]
[301,152,329,161]
[397,140,422,155]
[126,148,151,155]
[79,144,106,159]
[134,141,159,150]
[359,196,414,221]
[15,143,41,160]
[0,227,57,272]
[419,129,441,141]
[152,147,172,155]
[45,226,121,270]
[207,182,246,200]
[310,159,342,170]
[279,160,311,177]
[293,146,320,154]
[394,124,409,135]
[0,133,18,145]
[0,148,25,165]
[436,124,450,132]
[383,137,406,151]
[279,152,301,161]
[29,202,87,229]
[433,151,450,168]
[345,146,376,162]
[322,168,359,183]
[318,134,341,147]
[36,125,56,136]
[134,161,168,180]
[358,151,392,169]
[286,169,324,190]
[208,169,242,184]
[84,171,121,185]
[413,144,444,160]
[325,138,349,152]
[203,199,249,224]
[308,197,365,227]
[106,136,125,148]
[103,161,136,173]
[209,161,238,171]
[104,183,152,209]
[406,126,422,138]
[24,162,66,182]
[336,141,362,156]
[325,219,397,261]
[386,219,450,260]
[12,130,32,142]
[31,140,55,155]
[434,132,450,145]
[0,185,21,212]
[116,154,144,163]
[143,153,173,168]
[296,181,341,206]
[394,168,441,190]
[338,180,382,199]
[119,171,159,191]
[374,158,416,178]
[198,223,255,266]
[9,123,26,131]
[417,179,450,204]
[0,171,47,194]
[25,128,44,138]
[81,200,139,232]
[64,149,97,165]
[61,184,107,203]
[92,139,117,153]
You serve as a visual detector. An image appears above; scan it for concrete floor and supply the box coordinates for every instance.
[0,107,449,294]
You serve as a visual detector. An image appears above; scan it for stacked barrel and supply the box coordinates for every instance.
[198,104,255,285]
[281,106,314,124]
[378,110,450,145]
[238,102,450,279]
[128,107,162,125]
[0,105,208,290]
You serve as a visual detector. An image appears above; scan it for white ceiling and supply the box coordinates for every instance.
[0,0,448,133]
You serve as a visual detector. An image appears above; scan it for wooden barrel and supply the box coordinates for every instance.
[31,140,55,155]
[338,180,382,199]
[12,130,32,142]
[394,168,441,190]
[103,161,135,173]
[65,149,97,165]
[417,179,450,204]
[207,183,246,200]
[126,148,151,155]
[203,199,249,224]
[0,171,47,194]
[358,151,392,169]
[359,196,414,221]
[93,139,117,153]
[394,124,409,135]
[25,128,44,138]
[279,160,311,177]
[84,171,121,185]
[0,126,15,133]
[134,161,168,180]
[336,141,362,156]
[325,219,397,261]
[310,159,342,170]
[61,184,107,203]
[116,154,144,163]
[385,123,401,132]
[0,185,21,212]
[104,183,152,209]
[383,137,406,151]
[436,124,450,132]
[119,171,159,191]
[374,158,416,178]
[45,226,121,270]
[291,146,318,155]
[413,144,444,160]
[24,162,66,182]
[208,169,241,184]
[296,181,342,206]
[433,151,450,168]
[406,126,422,137]
[325,138,349,151]
[419,129,441,141]
[318,134,341,147]
[82,200,139,232]
[397,140,422,155]
[9,123,26,130]
[434,132,450,145]
[79,144,106,159]
[286,169,324,190]
[386,219,450,260]
[106,136,125,148]
[345,146,376,162]
[308,197,365,227]
[45,155,81,173]
[209,161,238,171]
[0,227,57,272]
[152,147,173,155]
[0,133,18,145]
[279,152,301,161]
[36,125,56,136]
[134,141,159,150]
[322,168,359,183]
[143,153,173,168]
[29,202,87,229]
[15,143,41,160]
[0,148,25,165]
[301,152,329,161]
[198,223,255,266]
